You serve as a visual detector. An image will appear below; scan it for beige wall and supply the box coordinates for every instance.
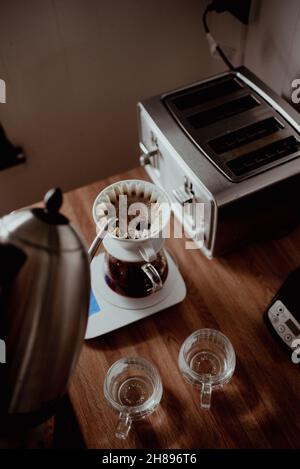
[245,0,300,101]
[0,0,246,214]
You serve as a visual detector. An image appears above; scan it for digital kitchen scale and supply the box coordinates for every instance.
[265,267,300,351]
[85,250,186,339]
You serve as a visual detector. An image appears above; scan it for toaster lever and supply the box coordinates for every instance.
[139,141,159,167]
[173,177,195,204]
[173,177,197,230]
[172,187,194,205]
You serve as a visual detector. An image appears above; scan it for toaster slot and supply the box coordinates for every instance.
[172,78,242,111]
[208,117,283,154]
[187,95,259,129]
[227,136,300,176]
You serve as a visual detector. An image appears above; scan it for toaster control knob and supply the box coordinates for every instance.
[139,154,151,166]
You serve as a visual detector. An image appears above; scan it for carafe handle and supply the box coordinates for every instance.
[138,242,157,262]
[141,263,163,293]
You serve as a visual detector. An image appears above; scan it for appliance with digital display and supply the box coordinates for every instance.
[265,267,300,351]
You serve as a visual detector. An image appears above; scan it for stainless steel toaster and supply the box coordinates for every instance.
[137,67,300,257]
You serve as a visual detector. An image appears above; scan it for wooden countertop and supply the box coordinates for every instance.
[62,167,300,449]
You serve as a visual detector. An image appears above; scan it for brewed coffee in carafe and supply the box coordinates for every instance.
[105,250,168,297]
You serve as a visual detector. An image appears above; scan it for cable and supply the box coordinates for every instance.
[202,5,235,71]
[203,6,210,33]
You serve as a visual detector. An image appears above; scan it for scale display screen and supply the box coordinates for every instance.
[285,318,300,336]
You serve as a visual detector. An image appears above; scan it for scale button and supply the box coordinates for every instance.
[285,334,292,342]
[278,325,285,333]
[277,304,285,314]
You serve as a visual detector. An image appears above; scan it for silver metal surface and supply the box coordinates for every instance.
[0,199,90,418]
[137,67,300,257]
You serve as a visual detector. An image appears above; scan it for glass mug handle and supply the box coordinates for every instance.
[115,413,132,439]
[201,382,212,410]
[141,263,163,293]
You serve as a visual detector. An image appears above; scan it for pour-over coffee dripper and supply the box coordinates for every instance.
[85,179,187,339]
[92,179,171,298]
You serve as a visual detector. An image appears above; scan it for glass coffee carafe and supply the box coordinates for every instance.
[92,179,171,298]
[104,247,168,298]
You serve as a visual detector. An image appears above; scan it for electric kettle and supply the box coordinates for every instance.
[0,188,90,430]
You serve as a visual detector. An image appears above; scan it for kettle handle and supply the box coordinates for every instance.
[0,243,27,299]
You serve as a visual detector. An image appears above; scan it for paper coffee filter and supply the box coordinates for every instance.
[107,181,163,203]
[94,179,170,239]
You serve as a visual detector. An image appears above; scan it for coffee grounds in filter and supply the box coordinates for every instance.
[95,181,165,239]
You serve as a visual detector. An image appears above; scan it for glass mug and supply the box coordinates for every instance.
[103,357,163,439]
[178,329,236,410]
[92,179,171,298]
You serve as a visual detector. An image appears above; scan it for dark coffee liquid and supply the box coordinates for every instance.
[104,250,168,297]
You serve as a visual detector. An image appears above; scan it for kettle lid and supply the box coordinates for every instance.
[32,187,68,225]
[1,188,85,251]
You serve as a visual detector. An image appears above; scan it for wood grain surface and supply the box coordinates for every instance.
[62,167,300,449]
